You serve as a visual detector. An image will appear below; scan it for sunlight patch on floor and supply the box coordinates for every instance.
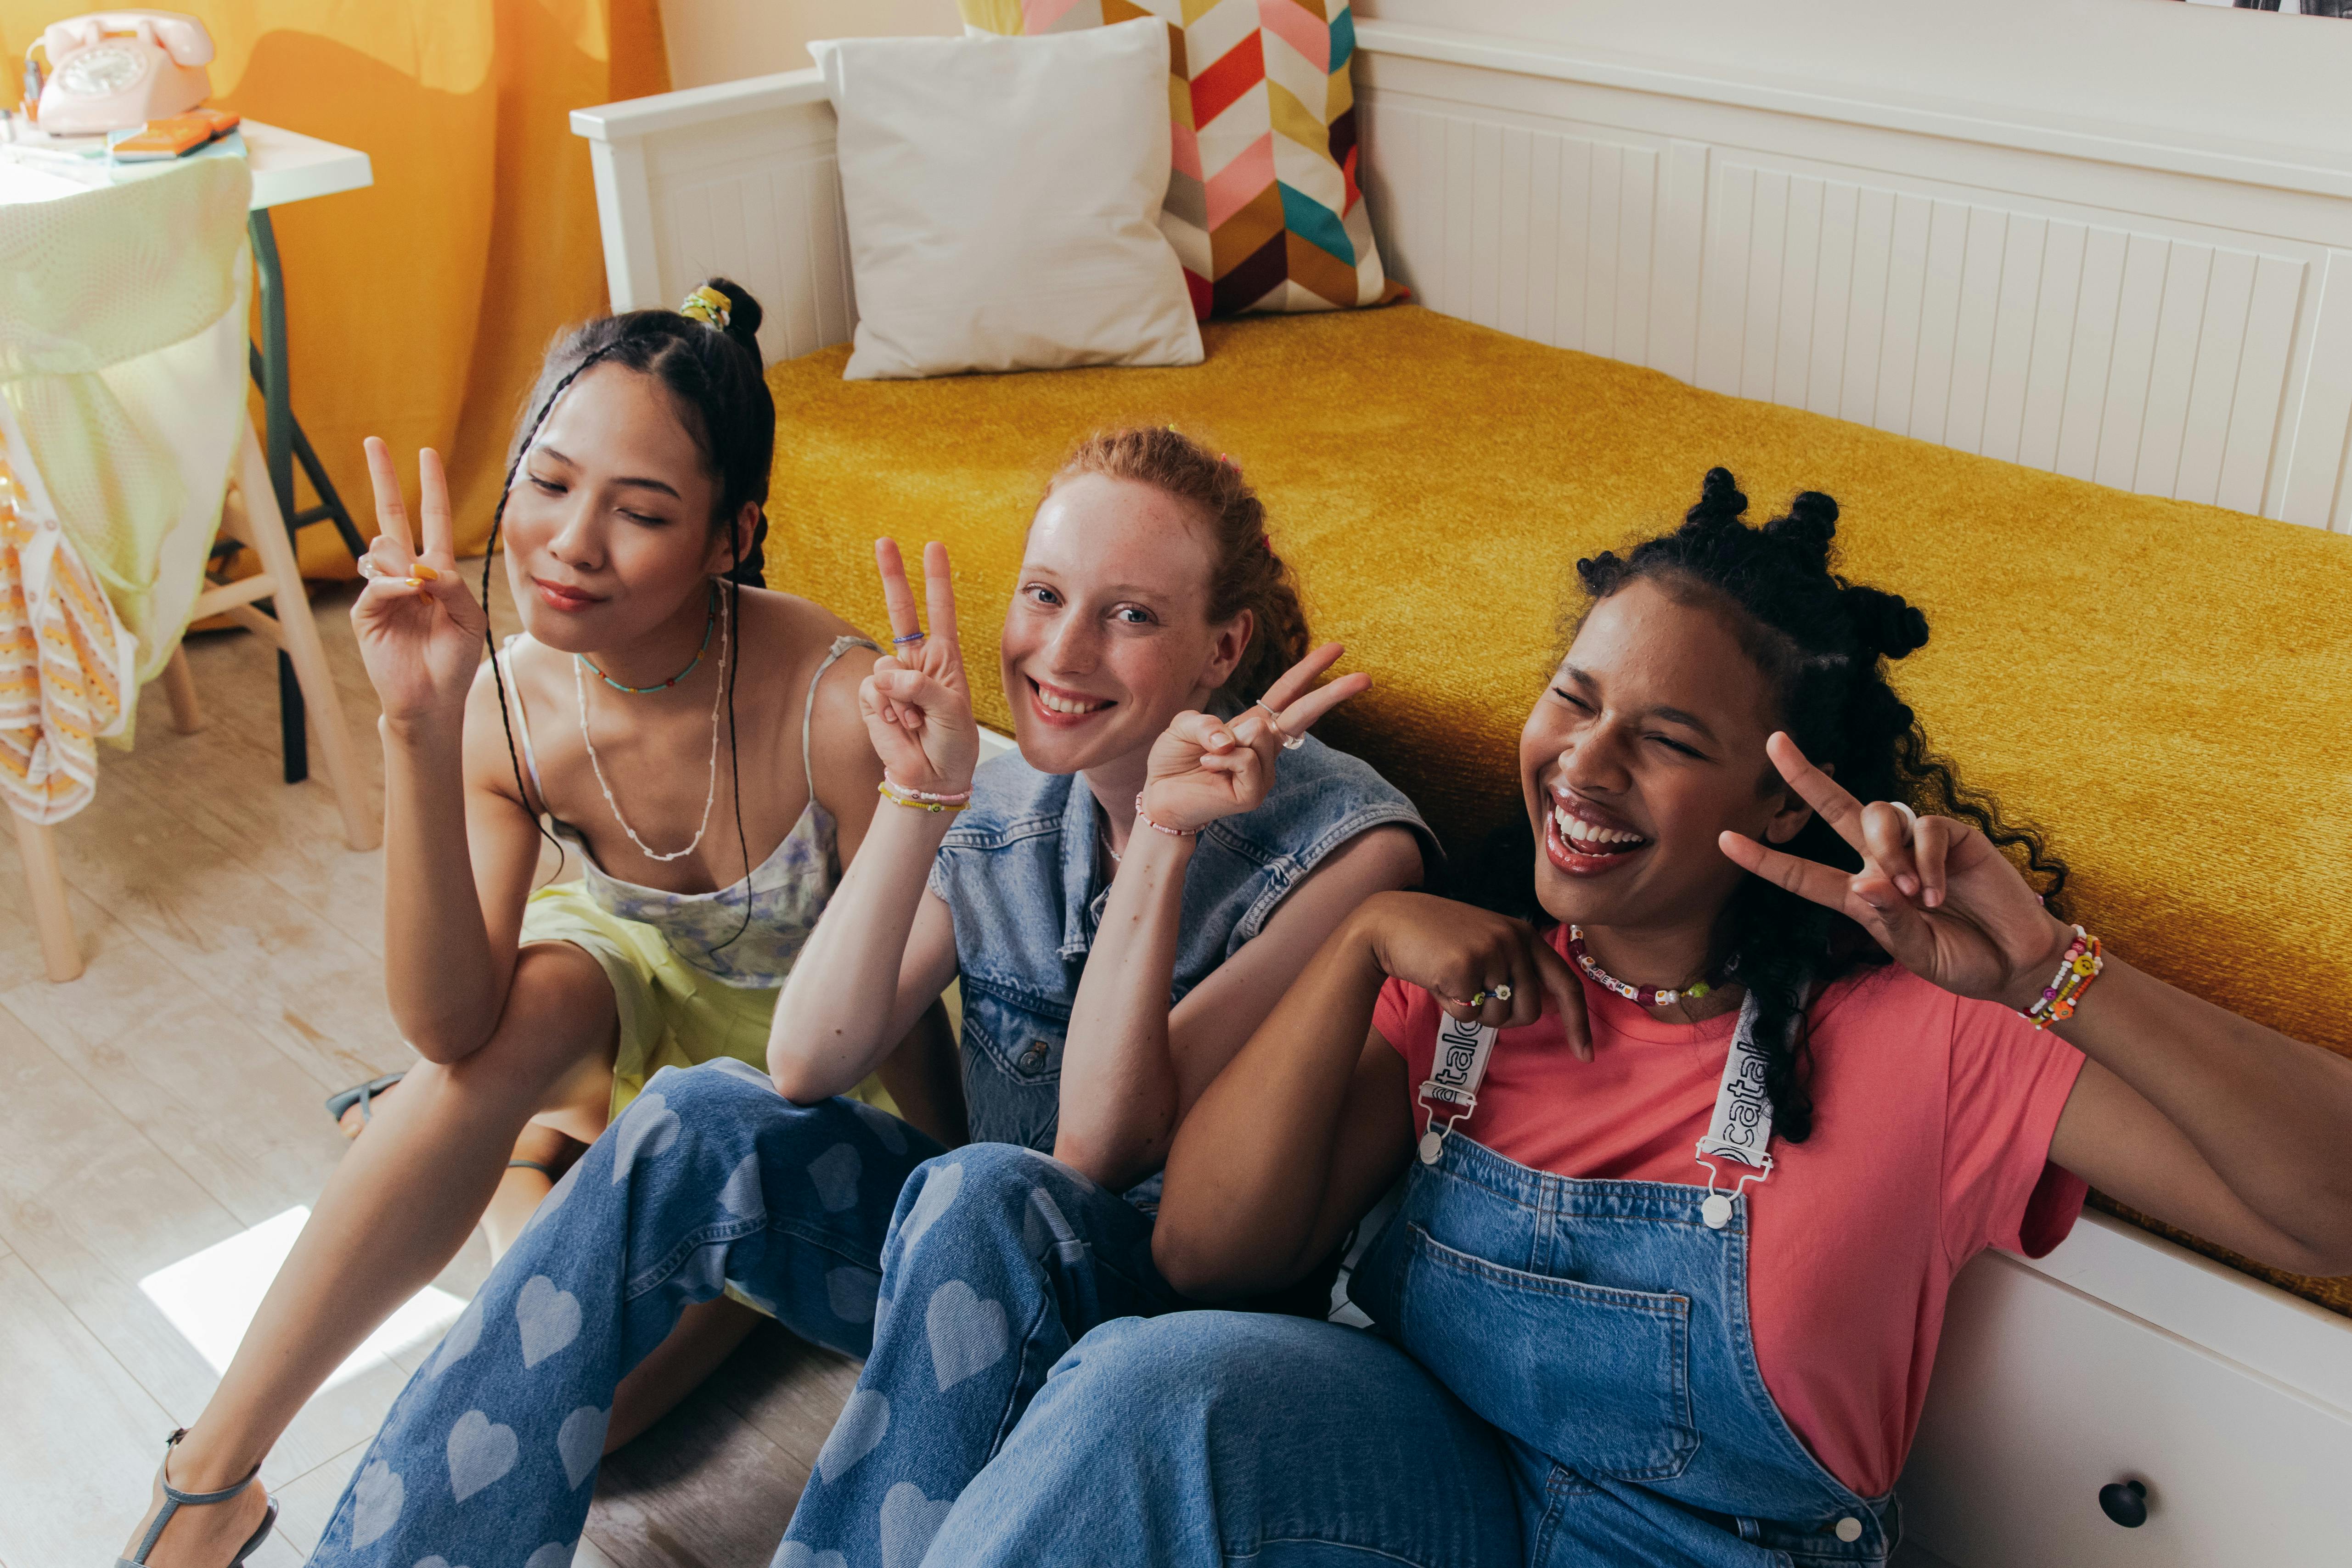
[139,1207,465,1390]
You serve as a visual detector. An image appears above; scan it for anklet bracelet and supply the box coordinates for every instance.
[1135,793,1199,838]
[878,779,969,814]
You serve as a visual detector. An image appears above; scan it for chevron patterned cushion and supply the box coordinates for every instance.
[960,0,1399,317]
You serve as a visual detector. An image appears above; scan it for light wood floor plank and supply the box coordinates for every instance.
[0,1000,416,1486]
[0,1254,176,1567]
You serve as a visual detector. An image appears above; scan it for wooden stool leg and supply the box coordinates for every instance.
[235,423,380,851]
[160,643,205,733]
[11,808,83,983]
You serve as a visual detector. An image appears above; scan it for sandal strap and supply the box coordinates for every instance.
[122,1431,264,1566]
[507,1158,559,1176]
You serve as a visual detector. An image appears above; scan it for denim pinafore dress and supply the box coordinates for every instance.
[1348,995,1898,1567]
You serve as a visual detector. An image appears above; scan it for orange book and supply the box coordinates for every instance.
[110,112,213,160]
[109,107,240,161]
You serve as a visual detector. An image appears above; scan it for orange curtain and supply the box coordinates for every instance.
[0,1,670,566]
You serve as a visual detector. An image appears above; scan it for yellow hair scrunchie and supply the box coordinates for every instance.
[678,284,732,331]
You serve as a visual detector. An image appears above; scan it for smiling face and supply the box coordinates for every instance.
[499,362,745,652]
[1519,576,1816,936]
[999,472,1251,776]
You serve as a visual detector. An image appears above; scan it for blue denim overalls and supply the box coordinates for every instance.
[1348,997,1898,1567]
[931,736,1434,1159]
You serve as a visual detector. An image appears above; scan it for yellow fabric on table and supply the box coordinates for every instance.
[0,0,670,570]
[766,303,2352,1315]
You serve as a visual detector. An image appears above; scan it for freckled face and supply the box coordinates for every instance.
[999,473,1247,776]
[498,364,737,651]
[1519,579,1813,931]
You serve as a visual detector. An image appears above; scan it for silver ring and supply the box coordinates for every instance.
[1253,701,1306,752]
[1889,800,1919,829]
[358,557,388,581]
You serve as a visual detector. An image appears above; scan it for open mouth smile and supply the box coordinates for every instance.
[1543,790,1653,876]
[1027,676,1116,726]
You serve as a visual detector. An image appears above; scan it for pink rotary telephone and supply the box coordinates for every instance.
[31,10,214,136]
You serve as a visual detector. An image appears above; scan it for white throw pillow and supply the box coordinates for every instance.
[812,21,1204,381]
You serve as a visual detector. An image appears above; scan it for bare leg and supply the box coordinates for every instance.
[606,1295,765,1452]
[480,1123,585,1261]
[120,944,618,1567]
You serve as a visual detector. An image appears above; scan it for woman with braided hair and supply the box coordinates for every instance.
[112,279,934,1568]
[909,469,2352,1568]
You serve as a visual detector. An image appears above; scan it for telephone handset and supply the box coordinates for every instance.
[28,10,214,136]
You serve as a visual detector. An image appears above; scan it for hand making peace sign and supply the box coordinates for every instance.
[1718,732,2077,1012]
[351,436,491,724]
[1137,643,1371,835]
[862,539,979,798]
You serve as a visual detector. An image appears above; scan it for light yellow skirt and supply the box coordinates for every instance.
[518,881,897,1124]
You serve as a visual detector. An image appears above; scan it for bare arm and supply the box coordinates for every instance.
[1725,731,2352,1276]
[1051,646,1406,1189]
[357,441,542,1061]
[769,541,978,1102]
[1154,892,1584,1300]
[1053,823,1423,1189]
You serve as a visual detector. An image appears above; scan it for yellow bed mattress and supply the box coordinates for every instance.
[768,303,2351,1314]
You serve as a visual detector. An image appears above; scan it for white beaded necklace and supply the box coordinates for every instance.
[572,588,730,864]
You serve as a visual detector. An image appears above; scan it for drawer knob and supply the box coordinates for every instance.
[2099,1479,2149,1529]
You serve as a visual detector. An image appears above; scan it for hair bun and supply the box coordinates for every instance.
[1842,584,1929,659]
[697,275,766,365]
[1686,467,1748,528]
[1762,490,1839,566]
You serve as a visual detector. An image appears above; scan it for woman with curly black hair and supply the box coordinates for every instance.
[905,470,2352,1568]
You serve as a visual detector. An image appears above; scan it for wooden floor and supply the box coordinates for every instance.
[0,570,855,1568]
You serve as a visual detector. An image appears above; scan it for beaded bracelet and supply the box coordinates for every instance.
[882,773,972,805]
[878,779,969,814]
[1135,792,1199,838]
[2022,924,2104,1029]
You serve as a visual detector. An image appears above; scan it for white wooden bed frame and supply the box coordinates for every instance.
[571,23,2352,1563]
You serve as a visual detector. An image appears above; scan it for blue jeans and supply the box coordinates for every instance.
[777,1139,1181,1567]
[923,1311,1525,1568]
[308,1060,943,1567]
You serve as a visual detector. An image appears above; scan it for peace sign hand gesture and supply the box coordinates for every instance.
[351,437,491,727]
[862,539,978,797]
[1138,643,1370,835]
[1718,732,2076,1013]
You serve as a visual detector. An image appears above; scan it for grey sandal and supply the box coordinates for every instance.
[325,1071,404,1128]
[117,1428,279,1567]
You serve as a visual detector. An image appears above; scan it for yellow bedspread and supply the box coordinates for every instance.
[768,303,2351,1313]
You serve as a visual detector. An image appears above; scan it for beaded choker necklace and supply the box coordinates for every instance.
[576,583,718,694]
[1568,925,1722,1010]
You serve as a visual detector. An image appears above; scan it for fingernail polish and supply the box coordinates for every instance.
[411,563,439,581]
[402,577,423,588]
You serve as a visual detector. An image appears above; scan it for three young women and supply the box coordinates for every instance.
[293,425,1429,1565]
[903,471,2352,1568]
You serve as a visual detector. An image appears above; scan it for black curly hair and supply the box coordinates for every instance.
[484,277,774,951]
[1473,467,2070,1142]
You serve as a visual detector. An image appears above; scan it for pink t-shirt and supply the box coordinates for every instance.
[1373,925,2087,1498]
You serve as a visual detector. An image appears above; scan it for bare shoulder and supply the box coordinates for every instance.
[459,649,537,810]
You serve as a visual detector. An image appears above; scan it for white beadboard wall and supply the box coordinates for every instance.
[1354,31,2352,530]
[574,19,2352,531]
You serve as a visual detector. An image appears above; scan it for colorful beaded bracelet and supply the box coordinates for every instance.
[882,773,971,805]
[2022,924,2103,1029]
[878,779,969,814]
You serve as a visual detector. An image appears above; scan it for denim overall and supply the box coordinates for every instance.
[1346,1004,1898,1567]
[931,736,1432,1160]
